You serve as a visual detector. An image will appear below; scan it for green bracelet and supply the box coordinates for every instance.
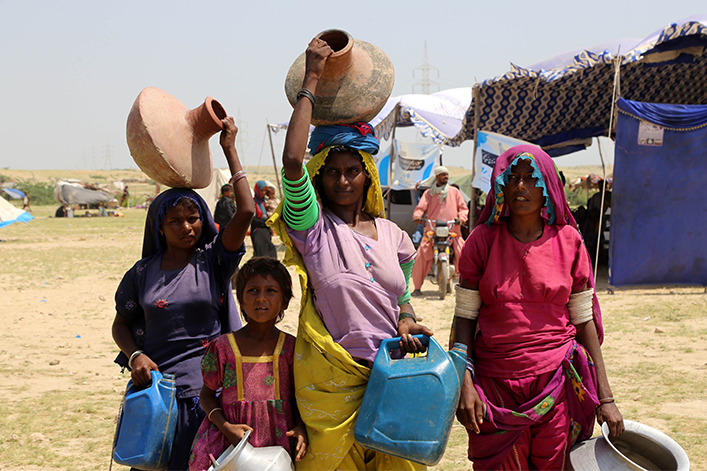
[398,312,417,323]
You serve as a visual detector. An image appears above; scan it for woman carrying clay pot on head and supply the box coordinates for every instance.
[452,145,624,470]
[268,37,432,471]
[111,117,254,470]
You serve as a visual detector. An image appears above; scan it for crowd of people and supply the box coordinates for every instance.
[112,36,622,471]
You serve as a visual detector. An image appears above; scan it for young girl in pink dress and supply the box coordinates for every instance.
[189,257,307,471]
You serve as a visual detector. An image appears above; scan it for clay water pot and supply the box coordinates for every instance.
[285,29,395,126]
[126,87,227,189]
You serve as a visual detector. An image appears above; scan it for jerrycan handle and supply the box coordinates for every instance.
[148,370,163,388]
[378,334,445,367]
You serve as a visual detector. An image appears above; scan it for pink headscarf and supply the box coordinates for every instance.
[477,145,604,343]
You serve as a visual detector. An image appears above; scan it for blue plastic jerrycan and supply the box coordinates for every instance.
[113,370,178,470]
[355,335,467,465]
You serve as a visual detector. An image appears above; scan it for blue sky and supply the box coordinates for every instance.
[0,1,703,171]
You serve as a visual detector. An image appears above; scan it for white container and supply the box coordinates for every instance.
[207,430,294,471]
[570,419,689,471]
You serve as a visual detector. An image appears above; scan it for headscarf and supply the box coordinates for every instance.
[476,144,604,343]
[254,180,268,219]
[429,165,450,204]
[478,145,572,229]
[307,122,380,156]
[142,188,217,259]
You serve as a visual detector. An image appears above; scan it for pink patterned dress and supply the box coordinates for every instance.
[189,331,296,471]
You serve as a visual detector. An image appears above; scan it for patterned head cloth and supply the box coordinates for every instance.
[307,123,380,156]
[478,144,575,229]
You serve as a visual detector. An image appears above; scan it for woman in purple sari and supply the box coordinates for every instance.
[453,145,623,470]
[112,117,254,470]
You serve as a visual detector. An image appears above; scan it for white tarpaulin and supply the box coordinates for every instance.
[194,168,231,216]
[371,88,472,145]
[376,140,441,190]
[0,197,33,228]
[472,131,532,193]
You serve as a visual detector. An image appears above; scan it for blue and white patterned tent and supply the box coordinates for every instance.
[370,88,472,144]
[451,15,707,156]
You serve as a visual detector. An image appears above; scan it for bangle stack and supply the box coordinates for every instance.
[598,397,615,405]
[128,350,143,370]
[296,88,316,106]
[229,170,248,186]
[398,312,417,323]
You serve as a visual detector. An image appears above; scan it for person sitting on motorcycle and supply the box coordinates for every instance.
[411,166,468,296]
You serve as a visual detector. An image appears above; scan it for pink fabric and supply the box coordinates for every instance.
[189,332,296,471]
[287,204,415,362]
[459,221,591,378]
[412,185,468,289]
[468,371,571,471]
[475,144,603,342]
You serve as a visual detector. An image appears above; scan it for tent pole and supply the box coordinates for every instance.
[593,56,621,284]
[266,120,283,198]
[386,106,399,217]
[470,86,481,229]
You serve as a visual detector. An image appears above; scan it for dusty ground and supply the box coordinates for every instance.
[0,202,704,470]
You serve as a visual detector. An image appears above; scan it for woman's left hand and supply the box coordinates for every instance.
[397,318,434,355]
[219,117,238,150]
[597,402,624,438]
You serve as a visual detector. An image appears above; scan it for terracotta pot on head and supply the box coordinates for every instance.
[285,29,395,126]
[126,87,227,189]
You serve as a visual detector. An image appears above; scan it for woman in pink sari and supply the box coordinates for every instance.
[453,145,623,470]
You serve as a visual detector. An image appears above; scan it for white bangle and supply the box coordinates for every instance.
[455,284,481,320]
[128,350,143,370]
[568,289,594,324]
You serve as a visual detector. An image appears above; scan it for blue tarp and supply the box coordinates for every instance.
[2,188,26,199]
[609,98,707,286]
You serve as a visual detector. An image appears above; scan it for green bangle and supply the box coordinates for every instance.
[398,312,417,323]
[282,165,319,231]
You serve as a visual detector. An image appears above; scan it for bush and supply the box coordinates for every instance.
[14,181,56,206]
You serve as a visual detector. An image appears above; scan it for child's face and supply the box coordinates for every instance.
[242,274,286,324]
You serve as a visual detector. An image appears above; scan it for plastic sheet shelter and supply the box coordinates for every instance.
[370,88,472,145]
[53,181,118,206]
[0,197,33,229]
[610,98,707,287]
[451,16,707,156]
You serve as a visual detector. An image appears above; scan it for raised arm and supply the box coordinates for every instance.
[219,117,255,252]
[281,38,333,181]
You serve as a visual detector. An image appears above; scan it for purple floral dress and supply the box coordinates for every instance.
[188,331,296,471]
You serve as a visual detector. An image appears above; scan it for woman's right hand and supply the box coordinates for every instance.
[130,353,159,388]
[222,422,253,446]
[304,37,333,83]
[456,371,486,434]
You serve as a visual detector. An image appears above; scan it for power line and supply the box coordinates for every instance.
[413,41,439,94]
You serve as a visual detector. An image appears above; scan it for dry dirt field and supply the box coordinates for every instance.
[0,167,704,470]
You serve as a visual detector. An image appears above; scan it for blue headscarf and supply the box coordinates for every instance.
[307,122,380,156]
[142,188,218,259]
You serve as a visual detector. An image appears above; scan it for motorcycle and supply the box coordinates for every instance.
[422,218,459,300]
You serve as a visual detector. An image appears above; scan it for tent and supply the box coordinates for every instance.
[0,197,33,229]
[609,98,707,287]
[54,181,118,206]
[451,16,707,156]
[2,188,26,199]
[371,88,472,144]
